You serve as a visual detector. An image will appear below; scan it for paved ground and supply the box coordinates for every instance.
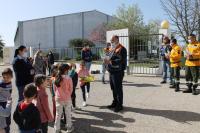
[1,65,199,133]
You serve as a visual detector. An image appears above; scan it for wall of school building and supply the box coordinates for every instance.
[14,10,114,49]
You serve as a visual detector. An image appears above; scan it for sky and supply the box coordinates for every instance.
[0,0,166,46]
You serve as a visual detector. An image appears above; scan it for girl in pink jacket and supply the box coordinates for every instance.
[78,62,91,107]
[54,64,73,133]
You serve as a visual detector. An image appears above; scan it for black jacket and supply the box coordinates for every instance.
[81,49,92,62]
[13,102,41,131]
[12,56,34,86]
[107,45,127,73]
[47,53,54,65]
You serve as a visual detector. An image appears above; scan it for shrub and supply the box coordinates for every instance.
[69,38,95,48]
[63,56,71,60]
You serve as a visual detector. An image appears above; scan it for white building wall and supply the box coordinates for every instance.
[55,13,82,48]
[15,10,114,49]
[83,11,108,39]
[23,17,54,49]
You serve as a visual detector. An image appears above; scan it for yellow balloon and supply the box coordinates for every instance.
[161,20,170,29]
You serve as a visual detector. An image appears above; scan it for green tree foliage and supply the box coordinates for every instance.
[108,3,149,35]
[69,38,95,48]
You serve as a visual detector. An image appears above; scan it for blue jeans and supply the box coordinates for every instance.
[85,62,92,71]
[17,86,25,102]
[162,61,172,82]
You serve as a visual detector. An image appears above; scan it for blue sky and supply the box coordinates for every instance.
[0,0,166,46]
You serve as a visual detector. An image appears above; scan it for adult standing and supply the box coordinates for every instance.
[47,51,54,75]
[105,35,127,112]
[169,39,182,92]
[33,50,46,75]
[160,36,173,85]
[12,45,35,102]
[183,34,200,95]
[81,45,92,71]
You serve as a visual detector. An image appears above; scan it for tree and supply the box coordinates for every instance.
[89,23,107,45]
[69,38,95,48]
[0,36,4,58]
[160,0,199,42]
[108,3,148,35]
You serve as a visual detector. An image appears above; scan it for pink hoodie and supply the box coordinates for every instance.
[54,75,73,102]
[78,68,89,86]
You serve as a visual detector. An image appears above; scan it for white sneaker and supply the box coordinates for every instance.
[86,93,90,98]
[66,126,74,133]
[82,101,87,107]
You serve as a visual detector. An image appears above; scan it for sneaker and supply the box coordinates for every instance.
[82,102,87,107]
[86,93,90,98]
[160,80,167,84]
[66,126,74,133]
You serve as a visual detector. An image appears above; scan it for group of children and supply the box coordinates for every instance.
[0,61,92,133]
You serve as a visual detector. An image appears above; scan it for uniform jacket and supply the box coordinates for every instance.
[185,42,200,66]
[107,44,127,73]
[170,44,182,67]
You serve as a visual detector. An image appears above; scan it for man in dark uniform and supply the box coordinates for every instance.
[104,35,127,112]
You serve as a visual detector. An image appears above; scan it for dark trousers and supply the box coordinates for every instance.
[71,87,76,107]
[109,71,124,106]
[41,122,48,133]
[170,67,180,84]
[80,82,90,102]
[0,102,10,133]
[185,66,199,86]
[17,86,25,102]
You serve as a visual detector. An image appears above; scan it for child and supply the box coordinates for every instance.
[34,74,53,133]
[49,64,59,121]
[0,68,13,133]
[13,83,41,133]
[54,64,73,133]
[69,63,78,109]
[78,62,90,107]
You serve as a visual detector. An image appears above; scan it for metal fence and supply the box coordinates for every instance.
[119,34,163,75]
[31,34,163,75]
[32,47,104,61]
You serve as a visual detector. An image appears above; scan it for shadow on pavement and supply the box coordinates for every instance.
[123,107,200,123]
[73,106,135,133]
[123,83,160,87]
